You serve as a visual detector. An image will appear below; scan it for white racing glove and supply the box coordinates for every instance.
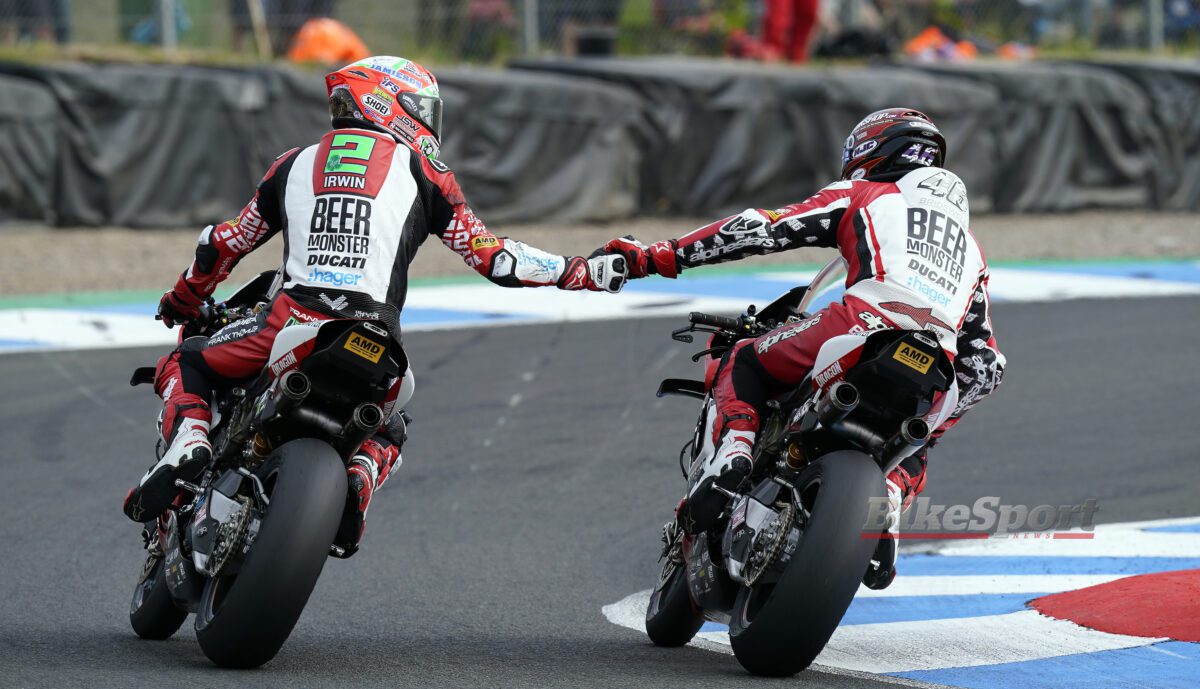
[557,254,628,293]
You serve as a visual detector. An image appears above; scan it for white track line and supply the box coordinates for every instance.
[604,590,1162,674]
[821,610,1163,673]
[5,267,1199,354]
[602,591,948,688]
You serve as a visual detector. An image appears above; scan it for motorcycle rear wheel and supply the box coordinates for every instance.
[645,559,704,647]
[129,554,188,640]
[728,451,884,677]
[194,439,347,668]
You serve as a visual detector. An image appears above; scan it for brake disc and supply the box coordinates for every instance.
[743,501,796,586]
[207,497,252,576]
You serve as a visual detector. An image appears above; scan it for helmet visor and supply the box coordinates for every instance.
[400,92,443,139]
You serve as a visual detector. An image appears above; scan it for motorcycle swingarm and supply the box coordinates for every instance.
[684,532,738,614]
[161,511,204,612]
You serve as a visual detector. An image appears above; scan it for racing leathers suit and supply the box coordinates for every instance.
[127,128,623,551]
[612,167,1004,550]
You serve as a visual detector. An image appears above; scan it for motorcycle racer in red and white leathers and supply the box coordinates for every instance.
[124,57,628,557]
[599,108,1004,587]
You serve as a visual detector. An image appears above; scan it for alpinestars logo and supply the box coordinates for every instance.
[878,301,954,332]
[757,314,822,354]
[559,258,588,290]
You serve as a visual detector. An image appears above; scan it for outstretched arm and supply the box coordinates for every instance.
[418,156,624,292]
[602,181,855,279]
[158,148,300,326]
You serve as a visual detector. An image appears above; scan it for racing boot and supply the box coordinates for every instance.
[123,396,212,523]
[678,407,757,534]
[863,450,927,590]
[331,414,406,558]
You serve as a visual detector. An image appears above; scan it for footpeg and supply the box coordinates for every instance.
[862,533,898,590]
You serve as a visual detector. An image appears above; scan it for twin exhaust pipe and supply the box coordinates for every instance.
[815,380,932,468]
[273,370,384,450]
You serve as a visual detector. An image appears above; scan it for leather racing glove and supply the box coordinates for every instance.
[557,254,627,293]
[157,279,205,328]
[595,236,679,279]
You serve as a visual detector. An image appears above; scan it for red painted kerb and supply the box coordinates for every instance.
[1031,569,1200,643]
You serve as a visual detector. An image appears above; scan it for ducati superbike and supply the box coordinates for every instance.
[127,271,406,668]
[646,258,955,676]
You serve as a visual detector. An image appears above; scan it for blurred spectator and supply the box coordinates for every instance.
[288,16,368,63]
[1165,0,1200,41]
[124,0,191,45]
[762,0,820,62]
[273,0,335,56]
[461,0,514,60]
[546,0,621,55]
[231,0,254,52]
[812,0,896,58]
[904,24,976,60]
[1024,0,1097,44]
[51,0,67,42]
[0,0,54,42]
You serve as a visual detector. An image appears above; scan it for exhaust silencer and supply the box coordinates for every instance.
[816,381,859,427]
[882,416,932,472]
[337,403,386,457]
[280,370,311,401]
[900,417,930,444]
[351,403,384,432]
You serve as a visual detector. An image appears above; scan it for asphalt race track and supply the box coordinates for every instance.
[0,295,1196,689]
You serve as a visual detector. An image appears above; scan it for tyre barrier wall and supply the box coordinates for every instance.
[0,58,1196,228]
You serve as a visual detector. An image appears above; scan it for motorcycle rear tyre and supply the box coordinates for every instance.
[194,439,347,668]
[728,451,883,677]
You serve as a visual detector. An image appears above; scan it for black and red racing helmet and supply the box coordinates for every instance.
[841,108,947,181]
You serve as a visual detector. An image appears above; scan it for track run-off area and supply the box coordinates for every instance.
[0,259,1197,688]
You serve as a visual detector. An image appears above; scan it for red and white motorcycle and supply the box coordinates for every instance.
[127,271,410,668]
[646,258,957,676]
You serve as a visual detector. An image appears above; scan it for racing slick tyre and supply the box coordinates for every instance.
[645,560,704,647]
[194,439,346,668]
[129,554,188,640]
[728,451,884,677]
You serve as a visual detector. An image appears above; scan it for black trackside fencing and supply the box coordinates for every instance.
[1,57,1197,227]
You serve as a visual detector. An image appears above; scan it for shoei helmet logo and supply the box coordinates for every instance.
[893,343,933,374]
[345,332,384,363]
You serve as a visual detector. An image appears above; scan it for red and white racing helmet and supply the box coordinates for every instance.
[325,56,444,161]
